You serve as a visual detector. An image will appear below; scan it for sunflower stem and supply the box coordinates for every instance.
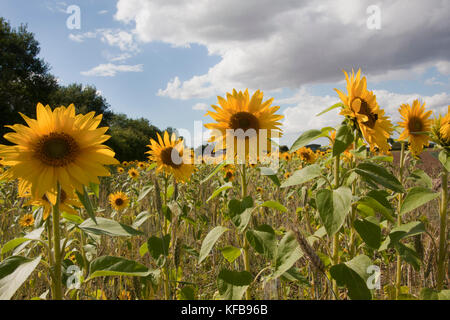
[241,164,251,300]
[437,166,448,291]
[51,182,63,300]
[349,132,358,258]
[395,142,406,299]
[332,154,340,299]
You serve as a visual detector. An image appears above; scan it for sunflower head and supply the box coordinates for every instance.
[431,106,450,149]
[224,169,235,182]
[296,147,317,164]
[117,167,124,174]
[281,152,292,161]
[440,106,450,142]
[109,191,129,211]
[335,69,393,153]
[204,89,283,163]
[0,103,119,203]
[122,161,129,167]
[137,162,146,170]
[146,131,193,182]
[128,168,139,180]
[398,99,432,156]
[256,187,263,193]
[284,171,291,179]
[19,213,34,227]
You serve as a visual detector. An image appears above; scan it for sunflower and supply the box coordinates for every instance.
[281,152,292,161]
[146,131,193,182]
[122,161,129,167]
[117,167,124,174]
[440,106,450,142]
[224,169,235,182]
[204,89,283,163]
[19,182,80,220]
[296,147,317,164]
[284,172,291,179]
[19,214,34,227]
[256,187,263,193]
[109,191,129,211]
[398,100,433,155]
[128,168,139,180]
[0,103,118,204]
[335,69,393,153]
[137,161,146,170]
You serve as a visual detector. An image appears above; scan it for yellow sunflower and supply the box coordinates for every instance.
[296,147,317,164]
[19,182,80,220]
[284,172,291,179]
[0,103,118,204]
[335,69,393,153]
[146,131,193,182]
[122,161,129,167]
[137,161,146,170]
[128,168,139,180]
[398,100,432,155]
[109,191,130,211]
[117,167,124,174]
[256,187,263,193]
[204,89,283,163]
[281,152,292,161]
[224,169,235,182]
[19,213,34,227]
[440,105,450,142]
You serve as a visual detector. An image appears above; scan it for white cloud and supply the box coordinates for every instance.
[80,63,143,77]
[68,29,138,52]
[98,10,108,15]
[192,103,209,111]
[115,0,450,100]
[280,88,450,146]
[424,77,446,86]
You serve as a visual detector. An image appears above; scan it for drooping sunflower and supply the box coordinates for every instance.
[0,103,119,204]
[128,168,139,180]
[19,213,34,227]
[335,69,393,153]
[296,147,317,164]
[146,131,194,182]
[398,100,433,155]
[109,191,130,211]
[19,181,80,220]
[204,89,283,163]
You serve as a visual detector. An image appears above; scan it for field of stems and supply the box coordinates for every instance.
[0,70,448,300]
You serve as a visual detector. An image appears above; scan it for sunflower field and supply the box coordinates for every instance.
[0,69,448,301]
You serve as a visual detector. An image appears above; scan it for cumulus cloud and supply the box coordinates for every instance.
[80,63,143,77]
[69,29,138,52]
[280,88,450,146]
[115,0,450,100]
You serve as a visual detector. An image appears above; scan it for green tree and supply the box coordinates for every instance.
[0,17,58,143]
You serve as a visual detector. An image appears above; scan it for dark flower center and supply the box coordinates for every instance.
[115,198,124,206]
[161,147,182,168]
[35,132,79,167]
[408,117,423,133]
[354,98,378,129]
[230,112,260,131]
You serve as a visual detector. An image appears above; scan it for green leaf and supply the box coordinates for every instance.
[281,267,310,285]
[316,187,352,236]
[357,191,395,223]
[316,102,343,116]
[396,243,421,271]
[88,256,151,279]
[78,217,143,237]
[207,182,232,203]
[1,227,44,256]
[61,212,84,225]
[0,256,41,300]
[438,150,450,171]
[332,124,354,156]
[76,185,97,224]
[273,231,303,278]
[139,242,148,257]
[217,269,253,300]
[147,235,171,260]
[280,164,321,188]
[228,197,254,232]
[260,200,287,213]
[198,226,229,264]
[258,167,280,187]
[201,161,227,184]
[354,217,381,249]
[407,169,432,189]
[290,129,322,153]
[400,187,439,215]
[330,255,372,300]
[245,225,277,259]
[220,246,242,263]
[177,286,196,300]
[89,182,99,198]
[389,221,426,245]
[355,162,405,193]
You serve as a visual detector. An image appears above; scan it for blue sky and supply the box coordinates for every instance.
[1,0,449,147]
